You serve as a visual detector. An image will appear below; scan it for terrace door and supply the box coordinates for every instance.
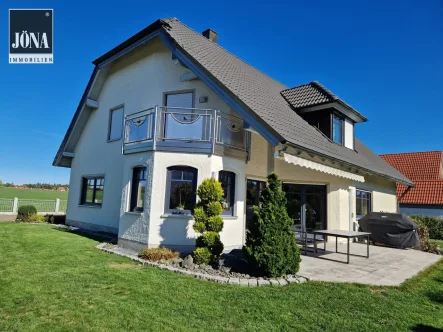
[164,92,204,141]
[282,184,327,240]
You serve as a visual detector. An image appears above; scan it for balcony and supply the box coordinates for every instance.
[123,106,247,157]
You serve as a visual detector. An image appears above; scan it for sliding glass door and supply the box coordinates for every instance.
[282,184,327,237]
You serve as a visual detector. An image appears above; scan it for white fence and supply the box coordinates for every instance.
[0,197,67,214]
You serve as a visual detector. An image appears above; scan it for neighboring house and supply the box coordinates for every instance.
[53,18,413,252]
[381,151,443,217]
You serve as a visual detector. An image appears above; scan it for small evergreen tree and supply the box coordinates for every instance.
[192,178,224,264]
[244,172,301,277]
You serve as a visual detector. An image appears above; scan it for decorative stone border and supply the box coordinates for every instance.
[96,243,308,287]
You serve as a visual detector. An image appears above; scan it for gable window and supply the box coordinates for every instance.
[81,176,104,206]
[332,113,343,144]
[219,171,235,216]
[130,167,147,212]
[356,190,372,219]
[165,166,197,214]
[108,106,124,141]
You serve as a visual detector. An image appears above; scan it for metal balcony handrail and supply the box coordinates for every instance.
[123,105,246,152]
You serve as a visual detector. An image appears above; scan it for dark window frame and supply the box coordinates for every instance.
[219,171,236,216]
[165,166,198,214]
[107,105,124,142]
[332,112,344,145]
[356,189,372,219]
[80,176,105,206]
[130,166,147,212]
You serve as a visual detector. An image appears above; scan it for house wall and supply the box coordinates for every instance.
[123,152,246,252]
[246,133,398,237]
[67,36,242,240]
[400,204,443,218]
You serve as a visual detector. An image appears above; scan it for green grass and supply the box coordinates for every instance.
[431,239,443,254]
[0,187,68,200]
[0,223,442,331]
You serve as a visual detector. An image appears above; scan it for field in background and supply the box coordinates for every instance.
[0,187,68,200]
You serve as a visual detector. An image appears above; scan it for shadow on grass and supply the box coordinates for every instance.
[426,290,443,305]
[54,226,117,244]
[412,324,443,332]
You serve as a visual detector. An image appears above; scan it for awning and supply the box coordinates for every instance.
[281,153,365,182]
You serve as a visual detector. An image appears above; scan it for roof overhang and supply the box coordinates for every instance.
[297,101,367,123]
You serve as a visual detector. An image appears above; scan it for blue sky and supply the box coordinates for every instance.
[0,0,441,184]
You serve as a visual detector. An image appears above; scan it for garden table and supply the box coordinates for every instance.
[313,229,371,264]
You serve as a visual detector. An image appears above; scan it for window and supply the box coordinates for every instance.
[130,167,147,212]
[356,190,372,219]
[108,107,124,141]
[81,177,104,206]
[332,114,343,144]
[165,166,197,214]
[219,171,235,216]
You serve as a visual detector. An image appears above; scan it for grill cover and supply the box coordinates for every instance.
[358,212,420,247]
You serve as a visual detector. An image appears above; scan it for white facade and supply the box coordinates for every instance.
[65,36,399,251]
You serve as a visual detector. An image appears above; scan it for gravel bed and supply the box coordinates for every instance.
[96,243,308,286]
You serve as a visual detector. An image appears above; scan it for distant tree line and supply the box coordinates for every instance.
[0,181,69,190]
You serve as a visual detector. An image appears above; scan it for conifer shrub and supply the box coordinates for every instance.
[192,178,224,264]
[243,172,301,277]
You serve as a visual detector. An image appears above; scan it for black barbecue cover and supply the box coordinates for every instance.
[358,212,420,247]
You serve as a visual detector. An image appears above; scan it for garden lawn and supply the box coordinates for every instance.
[0,187,68,200]
[0,223,442,332]
[431,239,443,254]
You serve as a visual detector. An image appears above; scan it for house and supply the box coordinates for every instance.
[380,151,443,217]
[53,18,413,252]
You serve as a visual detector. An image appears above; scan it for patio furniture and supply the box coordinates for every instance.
[313,229,371,264]
[295,230,327,255]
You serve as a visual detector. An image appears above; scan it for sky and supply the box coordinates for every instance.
[0,0,442,184]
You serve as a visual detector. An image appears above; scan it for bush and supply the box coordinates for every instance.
[192,178,224,263]
[412,218,441,254]
[17,205,37,222]
[193,247,212,265]
[27,214,45,223]
[410,215,443,240]
[244,172,301,277]
[139,247,180,261]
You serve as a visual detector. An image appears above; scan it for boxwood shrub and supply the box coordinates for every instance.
[17,205,37,222]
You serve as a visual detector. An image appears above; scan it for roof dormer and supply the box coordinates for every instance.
[281,81,367,150]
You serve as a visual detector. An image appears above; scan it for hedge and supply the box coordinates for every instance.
[409,215,443,240]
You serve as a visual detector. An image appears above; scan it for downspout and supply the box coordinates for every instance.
[397,186,413,213]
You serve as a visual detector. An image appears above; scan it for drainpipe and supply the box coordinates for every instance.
[397,186,412,213]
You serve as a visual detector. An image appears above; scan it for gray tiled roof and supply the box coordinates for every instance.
[162,18,412,185]
[281,81,333,108]
[281,81,367,121]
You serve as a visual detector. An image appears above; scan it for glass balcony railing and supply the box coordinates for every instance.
[123,106,246,153]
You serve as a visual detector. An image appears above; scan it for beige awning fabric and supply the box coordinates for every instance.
[281,153,365,182]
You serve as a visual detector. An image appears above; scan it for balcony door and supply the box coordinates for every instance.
[282,184,327,238]
[164,91,204,141]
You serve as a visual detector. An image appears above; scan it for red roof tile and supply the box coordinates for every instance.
[397,181,443,205]
[380,151,442,181]
[381,151,443,205]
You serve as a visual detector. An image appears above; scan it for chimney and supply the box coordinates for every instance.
[202,28,218,43]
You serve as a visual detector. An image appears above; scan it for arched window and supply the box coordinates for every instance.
[219,171,236,216]
[165,166,198,214]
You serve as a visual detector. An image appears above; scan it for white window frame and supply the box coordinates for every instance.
[107,105,124,142]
